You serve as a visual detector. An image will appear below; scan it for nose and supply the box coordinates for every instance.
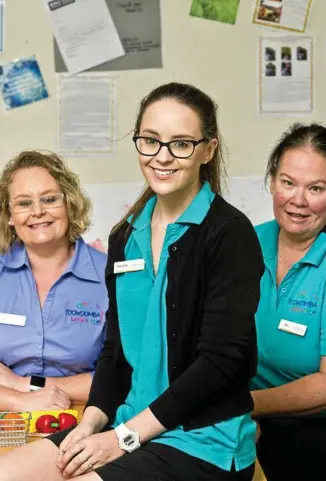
[291,187,307,207]
[31,199,45,217]
[155,145,174,164]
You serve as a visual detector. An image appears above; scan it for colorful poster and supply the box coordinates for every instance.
[190,0,240,25]
[0,56,49,111]
[253,0,313,33]
[259,36,313,115]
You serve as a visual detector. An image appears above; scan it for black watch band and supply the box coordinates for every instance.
[30,375,46,391]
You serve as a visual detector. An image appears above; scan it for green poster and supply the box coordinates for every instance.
[190,0,240,25]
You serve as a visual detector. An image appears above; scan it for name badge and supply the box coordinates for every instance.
[0,313,26,327]
[278,319,307,337]
[114,259,145,274]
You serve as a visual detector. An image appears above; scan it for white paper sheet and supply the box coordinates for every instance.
[54,0,162,72]
[58,74,116,157]
[259,36,313,115]
[43,0,125,74]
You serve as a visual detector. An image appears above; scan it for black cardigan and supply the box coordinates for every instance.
[86,194,264,431]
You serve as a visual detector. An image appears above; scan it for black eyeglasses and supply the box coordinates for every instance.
[133,136,208,159]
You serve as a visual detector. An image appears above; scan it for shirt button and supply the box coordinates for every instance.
[281,288,286,293]
[171,303,177,310]
[170,245,178,252]
[172,333,177,340]
[38,330,43,336]
[173,365,177,370]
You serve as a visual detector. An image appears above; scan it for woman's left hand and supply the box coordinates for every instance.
[58,429,125,478]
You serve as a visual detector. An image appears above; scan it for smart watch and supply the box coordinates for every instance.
[114,423,141,453]
[30,375,46,391]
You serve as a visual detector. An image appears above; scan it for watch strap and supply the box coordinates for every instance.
[115,423,131,438]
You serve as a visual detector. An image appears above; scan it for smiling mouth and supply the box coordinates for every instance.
[286,212,309,219]
[152,168,178,177]
[29,222,53,229]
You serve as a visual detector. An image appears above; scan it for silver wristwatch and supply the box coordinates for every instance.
[114,423,141,453]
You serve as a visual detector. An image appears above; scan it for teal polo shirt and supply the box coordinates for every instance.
[114,182,256,472]
[252,220,326,391]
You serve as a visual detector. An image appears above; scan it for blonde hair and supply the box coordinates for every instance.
[0,150,91,254]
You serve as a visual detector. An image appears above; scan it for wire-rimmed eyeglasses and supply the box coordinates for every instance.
[9,193,65,214]
[133,136,208,159]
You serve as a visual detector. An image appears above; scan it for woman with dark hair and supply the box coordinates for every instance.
[1,83,263,481]
[251,123,326,481]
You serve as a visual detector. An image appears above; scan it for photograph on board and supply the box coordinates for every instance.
[189,0,240,25]
[265,62,276,77]
[281,46,291,60]
[256,0,283,24]
[297,46,308,61]
[281,62,292,76]
[265,47,276,61]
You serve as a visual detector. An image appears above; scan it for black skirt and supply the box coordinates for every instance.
[257,416,326,481]
[49,428,254,481]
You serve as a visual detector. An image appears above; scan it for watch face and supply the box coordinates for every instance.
[120,431,140,452]
[124,434,135,447]
[30,375,45,389]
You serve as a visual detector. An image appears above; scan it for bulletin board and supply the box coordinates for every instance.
[0,0,325,187]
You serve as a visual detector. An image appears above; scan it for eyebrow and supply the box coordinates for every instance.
[280,173,326,184]
[13,189,59,200]
[140,129,197,140]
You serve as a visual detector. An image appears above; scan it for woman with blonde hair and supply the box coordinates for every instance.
[0,150,108,411]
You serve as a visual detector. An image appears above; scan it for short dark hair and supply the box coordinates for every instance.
[265,123,326,184]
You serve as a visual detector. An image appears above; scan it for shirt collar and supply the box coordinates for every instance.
[257,220,279,261]
[1,238,101,282]
[66,238,102,282]
[1,241,29,269]
[300,231,326,267]
[129,181,215,230]
[130,196,157,231]
[257,219,326,267]
[176,182,215,225]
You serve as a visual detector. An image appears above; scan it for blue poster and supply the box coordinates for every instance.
[0,56,49,110]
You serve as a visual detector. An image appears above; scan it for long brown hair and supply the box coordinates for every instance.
[113,82,226,233]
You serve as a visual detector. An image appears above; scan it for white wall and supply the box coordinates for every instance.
[1,0,325,185]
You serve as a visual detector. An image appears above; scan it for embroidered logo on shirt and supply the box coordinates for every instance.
[65,302,104,325]
[288,291,318,316]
